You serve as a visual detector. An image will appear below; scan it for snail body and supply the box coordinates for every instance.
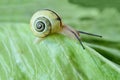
[30,9,102,49]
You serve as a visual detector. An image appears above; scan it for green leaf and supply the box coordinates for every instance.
[0,23,120,80]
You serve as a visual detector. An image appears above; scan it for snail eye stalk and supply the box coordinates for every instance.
[76,30,102,49]
[78,31,102,38]
[71,31,85,49]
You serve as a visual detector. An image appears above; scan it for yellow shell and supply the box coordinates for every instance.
[30,9,62,38]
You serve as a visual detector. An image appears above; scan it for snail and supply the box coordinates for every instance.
[30,9,102,49]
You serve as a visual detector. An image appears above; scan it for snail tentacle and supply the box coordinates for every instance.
[77,31,102,38]
[60,25,85,49]
[70,30,85,49]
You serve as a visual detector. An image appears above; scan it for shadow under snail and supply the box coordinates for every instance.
[30,9,102,49]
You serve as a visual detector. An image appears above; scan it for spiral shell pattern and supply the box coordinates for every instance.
[30,9,62,38]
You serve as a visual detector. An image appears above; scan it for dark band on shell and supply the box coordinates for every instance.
[43,9,62,27]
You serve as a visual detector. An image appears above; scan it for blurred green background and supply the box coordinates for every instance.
[0,0,120,80]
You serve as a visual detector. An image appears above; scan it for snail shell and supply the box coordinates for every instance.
[30,9,62,38]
